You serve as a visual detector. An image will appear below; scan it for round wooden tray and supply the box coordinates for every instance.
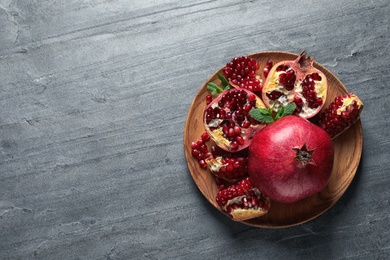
[183,51,363,228]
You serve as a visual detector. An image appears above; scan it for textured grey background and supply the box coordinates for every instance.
[0,0,389,259]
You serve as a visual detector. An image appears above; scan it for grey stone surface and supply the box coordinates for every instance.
[0,0,389,259]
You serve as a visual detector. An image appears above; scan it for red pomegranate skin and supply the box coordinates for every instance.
[248,115,334,203]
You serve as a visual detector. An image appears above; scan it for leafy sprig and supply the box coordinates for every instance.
[207,73,231,95]
[249,102,297,124]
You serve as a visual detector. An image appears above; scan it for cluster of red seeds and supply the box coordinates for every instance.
[301,73,323,109]
[276,65,296,91]
[216,177,269,213]
[209,156,248,181]
[190,131,249,184]
[191,132,212,168]
[222,56,262,92]
[263,60,273,78]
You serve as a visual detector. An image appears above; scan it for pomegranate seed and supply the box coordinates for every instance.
[204,152,212,159]
[230,142,239,150]
[263,60,273,78]
[211,146,218,156]
[200,144,208,153]
[199,159,207,168]
[201,132,210,142]
[236,136,244,145]
[191,149,200,158]
[266,90,284,100]
[206,95,213,104]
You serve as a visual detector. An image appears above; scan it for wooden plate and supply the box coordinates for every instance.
[183,51,363,228]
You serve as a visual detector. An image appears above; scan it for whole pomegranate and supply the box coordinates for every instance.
[248,116,334,203]
[204,88,266,152]
[262,51,328,119]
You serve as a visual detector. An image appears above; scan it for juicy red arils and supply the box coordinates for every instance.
[191,132,212,167]
[263,60,273,78]
[204,88,266,152]
[301,73,323,109]
[215,177,270,220]
[207,156,248,181]
[223,56,262,91]
[278,68,296,91]
[266,90,284,100]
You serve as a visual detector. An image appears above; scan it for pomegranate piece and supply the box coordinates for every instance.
[317,93,364,138]
[216,177,270,221]
[262,51,328,119]
[206,155,248,182]
[203,88,267,152]
[248,116,334,203]
[222,56,262,92]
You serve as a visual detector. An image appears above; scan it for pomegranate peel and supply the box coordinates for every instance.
[248,115,334,204]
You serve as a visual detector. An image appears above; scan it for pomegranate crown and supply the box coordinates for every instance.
[297,50,315,70]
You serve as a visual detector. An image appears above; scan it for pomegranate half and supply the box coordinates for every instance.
[262,51,328,119]
[248,115,334,203]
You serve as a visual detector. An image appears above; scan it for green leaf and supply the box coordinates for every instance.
[207,82,224,95]
[217,73,230,89]
[275,106,284,120]
[249,108,275,124]
[281,102,297,117]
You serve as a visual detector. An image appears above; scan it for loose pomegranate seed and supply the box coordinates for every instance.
[199,159,207,168]
[263,60,273,78]
[206,95,213,105]
[191,133,212,168]
[201,132,210,141]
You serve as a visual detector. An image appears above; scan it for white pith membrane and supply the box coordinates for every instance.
[205,156,226,172]
[267,71,326,118]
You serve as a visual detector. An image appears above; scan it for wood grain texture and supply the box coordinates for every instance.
[1,0,389,259]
